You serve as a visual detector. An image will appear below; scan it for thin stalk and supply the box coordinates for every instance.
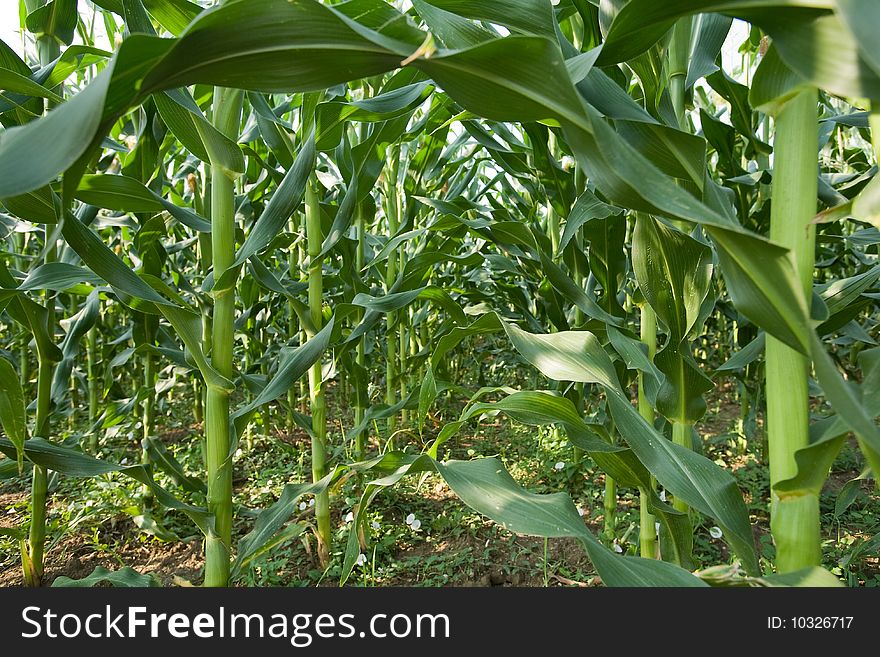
[638,303,657,558]
[305,179,331,567]
[354,205,367,458]
[187,173,211,424]
[204,86,243,587]
[86,323,99,453]
[384,146,400,439]
[141,318,156,509]
[603,419,617,542]
[398,257,408,426]
[287,216,298,432]
[16,233,30,389]
[766,87,820,573]
[668,16,692,130]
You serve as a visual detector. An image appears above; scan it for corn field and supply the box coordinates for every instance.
[0,0,878,588]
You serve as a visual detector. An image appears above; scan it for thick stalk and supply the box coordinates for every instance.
[668,19,696,516]
[766,88,820,573]
[305,180,331,566]
[603,474,617,542]
[638,304,657,558]
[25,359,53,586]
[22,0,60,588]
[671,422,691,514]
[204,86,242,587]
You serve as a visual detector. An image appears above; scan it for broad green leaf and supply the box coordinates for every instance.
[655,346,715,424]
[76,174,212,232]
[426,0,557,39]
[26,0,78,45]
[343,453,706,586]
[0,358,27,472]
[140,0,414,94]
[0,437,213,535]
[0,68,64,104]
[154,89,245,175]
[144,436,206,493]
[214,132,316,292]
[0,58,114,198]
[59,210,174,312]
[18,262,104,291]
[2,186,60,224]
[686,13,733,89]
[52,566,160,587]
[633,215,713,345]
[750,45,811,114]
[716,333,766,372]
[50,289,101,402]
[501,320,760,575]
[232,317,335,436]
[418,365,437,432]
[5,295,63,365]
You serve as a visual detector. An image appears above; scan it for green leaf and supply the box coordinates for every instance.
[59,210,174,312]
[232,317,335,436]
[2,186,60,224]
[214,131,316,292]
[143,0,203,36]
[0,358,27,472]
[153,89,245,175]
[52,566,160,587]
[26,0,78,45]
[75,174,212,232]
[18,263,104,292]
[0,437,213,536]
[418,364,437,432]
[501,319,760,575]
[686,13,733,89]
[0,58,115,198]
[654,346,715,424]
[633,217,714,345]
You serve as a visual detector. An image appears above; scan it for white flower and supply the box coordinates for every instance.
[613,542,623,553]
[355,553,367,567]
[344,512,354,523]
[576,506,585,517]
[405,513,416,525]
[709,526,723,539]
[371,521,381,530]
[554,461,565,471]
[308,499,315,507]
[410,519,422,530]
[655,522,661,536]
[298,502,307,511]
[659,490,667,502]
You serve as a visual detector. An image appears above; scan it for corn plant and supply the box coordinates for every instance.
[0,0,878,589]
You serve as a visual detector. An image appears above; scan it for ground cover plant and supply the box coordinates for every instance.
[0,0,878,588]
